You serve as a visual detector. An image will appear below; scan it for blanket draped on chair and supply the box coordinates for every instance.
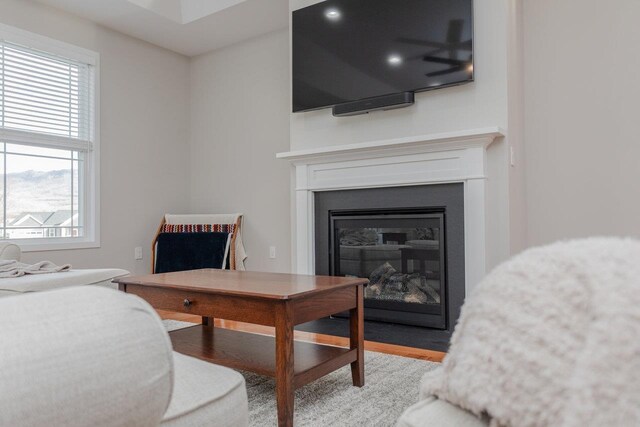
[154,232,231,274]
[0,260,71,278]
[421,238,640,427]
[164,214,247,270]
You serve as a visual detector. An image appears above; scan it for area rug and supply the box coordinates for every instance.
[163,319,439,426]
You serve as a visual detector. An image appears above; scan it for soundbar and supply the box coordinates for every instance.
[332,92,415,117]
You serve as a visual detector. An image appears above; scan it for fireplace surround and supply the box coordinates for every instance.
[315,184,465,334]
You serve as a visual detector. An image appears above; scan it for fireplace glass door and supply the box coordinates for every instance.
[330,210,447,329]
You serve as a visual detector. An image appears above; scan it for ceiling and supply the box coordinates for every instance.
[34,0,290,56]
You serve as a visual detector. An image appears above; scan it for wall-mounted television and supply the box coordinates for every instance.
[292,0,474,113]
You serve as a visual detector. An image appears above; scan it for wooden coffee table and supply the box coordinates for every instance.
[115,269,367,427]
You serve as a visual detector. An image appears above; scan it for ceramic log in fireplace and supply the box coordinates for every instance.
[330,209,447,328]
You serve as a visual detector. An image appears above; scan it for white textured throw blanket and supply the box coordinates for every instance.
[421,238,640,426]
[0,260,71,278]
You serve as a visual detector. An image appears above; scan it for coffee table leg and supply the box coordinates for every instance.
[350,284,365,387]
[201,316,213,326]
[275,302,294,427]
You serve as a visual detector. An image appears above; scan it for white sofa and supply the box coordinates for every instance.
[0,243,129,297]
[0,286,248,427]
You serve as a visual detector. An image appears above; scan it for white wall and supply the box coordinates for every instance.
[507,0,527,254]
[523,0,640,245]
[0,0,191,274]
[289,0,524,270]
[289,0,509,150]
[189,30,292,273]
[16,0,631,275]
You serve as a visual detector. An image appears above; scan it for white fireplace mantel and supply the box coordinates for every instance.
[277,127,506,294]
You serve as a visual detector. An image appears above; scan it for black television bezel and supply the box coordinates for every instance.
[291,0,475,113]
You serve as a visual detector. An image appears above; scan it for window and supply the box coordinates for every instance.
[0,24,99,251]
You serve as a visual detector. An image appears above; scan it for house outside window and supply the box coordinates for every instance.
[0,24,100,251]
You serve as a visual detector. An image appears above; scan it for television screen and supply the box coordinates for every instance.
[292,0,474,113]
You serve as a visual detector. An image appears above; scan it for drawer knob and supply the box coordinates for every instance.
[183,299,191,308]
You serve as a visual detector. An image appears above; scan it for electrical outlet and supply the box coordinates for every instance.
[269,246,276,259]
[134,247,143,260]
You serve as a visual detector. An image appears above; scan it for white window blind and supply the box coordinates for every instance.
[0,25,100,250]
[0,40,95,152]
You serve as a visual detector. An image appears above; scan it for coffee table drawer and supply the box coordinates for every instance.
[124,284,212,316]
[120,283,277,325]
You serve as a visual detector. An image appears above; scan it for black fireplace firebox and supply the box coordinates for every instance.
[330,209,447,329]
[313,184,465,349]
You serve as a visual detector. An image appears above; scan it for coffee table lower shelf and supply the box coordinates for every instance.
[169,325,357,389]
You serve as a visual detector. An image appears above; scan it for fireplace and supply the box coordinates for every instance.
[314,184,465,347]
[277,128,506,350]
[330,208,447,328]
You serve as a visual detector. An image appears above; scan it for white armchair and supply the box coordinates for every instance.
[0,286,248,427]
[0,243,129,298]
[398,238,640,426]
[0,242,21,261]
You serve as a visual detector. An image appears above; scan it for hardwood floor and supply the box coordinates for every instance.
[158,309,445,363]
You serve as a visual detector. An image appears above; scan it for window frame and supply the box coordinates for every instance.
[0,23,100,252]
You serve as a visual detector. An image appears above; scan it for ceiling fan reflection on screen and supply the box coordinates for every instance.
[398,19,473,77]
